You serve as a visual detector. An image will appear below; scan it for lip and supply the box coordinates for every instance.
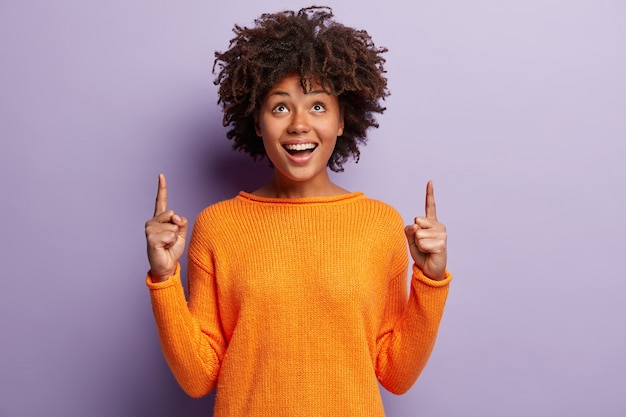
[281,141,318,165]
[282,140,318,146]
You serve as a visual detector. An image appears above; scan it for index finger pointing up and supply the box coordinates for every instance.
[154,173,168,216]
[425,180,438,220]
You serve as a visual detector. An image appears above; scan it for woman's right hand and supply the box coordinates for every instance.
[145,173,189,282]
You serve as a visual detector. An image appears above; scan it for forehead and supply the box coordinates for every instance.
[266,74,332,97]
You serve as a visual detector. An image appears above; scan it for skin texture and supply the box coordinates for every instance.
[253,74,345,199]
[404,180,448,281]
[145,173,188,282]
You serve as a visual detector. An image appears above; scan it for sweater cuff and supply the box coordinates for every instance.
[412,264,452,287]
[145,263,181,290]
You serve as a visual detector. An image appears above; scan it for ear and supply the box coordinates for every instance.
[337,116,344,137]
[254,113,262,137]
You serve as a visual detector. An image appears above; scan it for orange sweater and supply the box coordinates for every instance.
[147,191,451,416]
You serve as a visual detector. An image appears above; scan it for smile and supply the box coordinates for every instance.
[283,143,318,155]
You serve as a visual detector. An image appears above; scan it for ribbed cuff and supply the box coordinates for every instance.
[145,263,181,290]
[412,264,452,287]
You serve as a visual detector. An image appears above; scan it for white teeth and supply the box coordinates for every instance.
[284,143,317,151]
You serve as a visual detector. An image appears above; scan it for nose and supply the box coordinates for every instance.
[287,109,311,134]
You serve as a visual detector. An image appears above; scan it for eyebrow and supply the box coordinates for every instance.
[267,89,331,97]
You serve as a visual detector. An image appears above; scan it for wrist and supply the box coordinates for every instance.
[148,269,175,283]
[424,272,446,281]
[412,264,451,285]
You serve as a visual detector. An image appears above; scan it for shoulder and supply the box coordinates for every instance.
[345,196,406,240]
[200,195,241,214]
[358,196,404,223]
[355,197,407,255]
[193,195,244,229]
[188,195,247,252]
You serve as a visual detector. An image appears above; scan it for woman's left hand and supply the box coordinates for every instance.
[404,180,448,281]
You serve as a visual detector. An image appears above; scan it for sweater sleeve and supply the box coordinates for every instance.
[146,222,228,398]
[374,222,452,395]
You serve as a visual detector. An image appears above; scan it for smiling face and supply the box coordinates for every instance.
[255,74,344,196]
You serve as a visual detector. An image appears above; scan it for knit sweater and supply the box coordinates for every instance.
[147,191,451,416]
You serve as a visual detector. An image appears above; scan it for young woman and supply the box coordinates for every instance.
[145,6,451,416]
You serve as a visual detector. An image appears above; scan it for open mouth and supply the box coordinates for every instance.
[283,143,318,155]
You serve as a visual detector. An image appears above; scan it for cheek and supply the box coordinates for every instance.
[256,113,280,139]
[261,136,281,162]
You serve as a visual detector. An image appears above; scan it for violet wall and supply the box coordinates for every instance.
[1,1,625,416]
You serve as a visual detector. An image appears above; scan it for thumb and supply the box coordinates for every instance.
[173,214,189,241]
[404,224,426,268]
[404,224,416,242]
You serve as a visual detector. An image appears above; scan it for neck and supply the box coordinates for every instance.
[254,173,348,199]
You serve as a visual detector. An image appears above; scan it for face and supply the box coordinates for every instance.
[255,74,344,190]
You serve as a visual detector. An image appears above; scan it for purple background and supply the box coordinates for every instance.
[1,1,625,416]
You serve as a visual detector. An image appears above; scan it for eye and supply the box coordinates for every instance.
[272,104,288,113]
[311,103,326,113]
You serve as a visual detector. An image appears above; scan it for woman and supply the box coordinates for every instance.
[145,6,451,416]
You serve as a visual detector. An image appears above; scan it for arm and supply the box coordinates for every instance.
[375,181,451,394]
[375,262,451,394]
[144,174,226,397]
[147,258,227,397]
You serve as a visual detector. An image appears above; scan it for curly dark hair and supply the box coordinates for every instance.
[213,5,389,172]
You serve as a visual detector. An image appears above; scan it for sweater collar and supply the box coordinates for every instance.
[237,191,365,205]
